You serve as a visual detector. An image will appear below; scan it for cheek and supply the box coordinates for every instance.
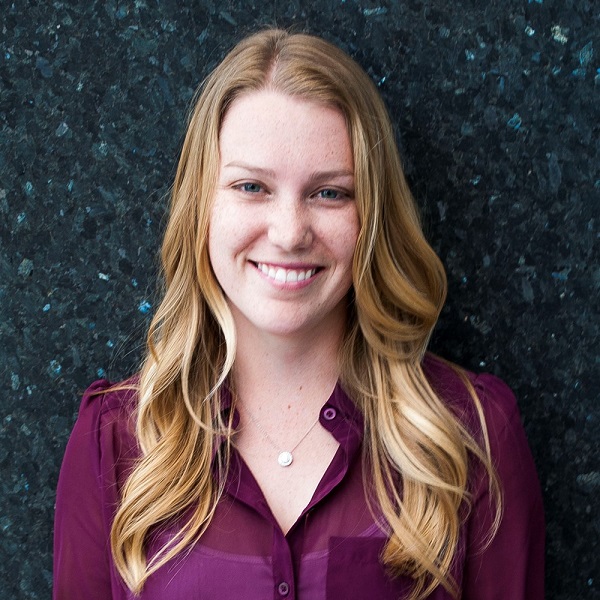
[339,213,360,266]
[207,206,232,278]
[209,201,235,250]
[206,215,220,270]
[208,203,257,267]
[207,214,236,298]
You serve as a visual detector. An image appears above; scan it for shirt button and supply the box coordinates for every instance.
[323,407,337,421]
[278,581,290,596]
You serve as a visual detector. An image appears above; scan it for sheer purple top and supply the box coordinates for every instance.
[53,355,544,599]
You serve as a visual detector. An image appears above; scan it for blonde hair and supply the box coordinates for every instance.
[110,29,500,598]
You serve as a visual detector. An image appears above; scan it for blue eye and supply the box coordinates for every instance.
[241,182,262,193]
[318,189,341,200]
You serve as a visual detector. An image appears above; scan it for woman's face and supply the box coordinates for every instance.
[208,90,359,341]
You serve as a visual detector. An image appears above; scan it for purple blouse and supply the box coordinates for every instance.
[53,356,544,599]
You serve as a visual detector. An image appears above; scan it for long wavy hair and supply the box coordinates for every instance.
[110,29,500,599]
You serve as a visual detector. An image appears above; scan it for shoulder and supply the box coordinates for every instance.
[77,377,138,419]
[423,353,542,502]
[422,353,520,440]
[69,378,140,467]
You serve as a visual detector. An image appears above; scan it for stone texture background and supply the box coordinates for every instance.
[0,0,598,598]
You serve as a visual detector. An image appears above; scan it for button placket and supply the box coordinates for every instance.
[272,520,295,600]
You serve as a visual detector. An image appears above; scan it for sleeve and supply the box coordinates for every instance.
[461,373,545,600]
[53,380,122,600]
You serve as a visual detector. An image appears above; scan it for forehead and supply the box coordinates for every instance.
[218,90,353,170]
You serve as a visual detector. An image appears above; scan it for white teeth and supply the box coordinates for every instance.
[256,263,316,283]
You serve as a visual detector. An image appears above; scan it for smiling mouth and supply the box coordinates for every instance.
[255,262,319,283]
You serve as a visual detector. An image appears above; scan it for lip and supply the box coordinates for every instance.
[251,261,322,286]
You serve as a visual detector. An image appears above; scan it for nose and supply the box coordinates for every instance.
[267,196,313,251]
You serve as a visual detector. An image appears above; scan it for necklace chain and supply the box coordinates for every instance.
[242,405,320,467]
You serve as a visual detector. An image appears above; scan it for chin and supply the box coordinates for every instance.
[236,312,319,339]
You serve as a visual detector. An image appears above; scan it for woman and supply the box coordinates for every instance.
[54,29,544,599]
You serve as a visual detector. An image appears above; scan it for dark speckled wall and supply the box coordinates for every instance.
[0,1,598,598]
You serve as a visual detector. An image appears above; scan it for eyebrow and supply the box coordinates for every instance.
[223,161,354,182]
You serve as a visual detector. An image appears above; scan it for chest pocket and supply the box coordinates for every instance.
[326,536,413,599]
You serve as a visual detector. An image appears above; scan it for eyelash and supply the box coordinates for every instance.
[234,182,350,201]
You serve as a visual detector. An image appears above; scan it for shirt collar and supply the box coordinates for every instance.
[212,382,364,462]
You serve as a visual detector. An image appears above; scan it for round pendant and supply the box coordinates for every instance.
[278,451,293,467]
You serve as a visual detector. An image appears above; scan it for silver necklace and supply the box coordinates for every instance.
[242,405,320,467]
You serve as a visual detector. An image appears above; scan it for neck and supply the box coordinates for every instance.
[232,316,345,414]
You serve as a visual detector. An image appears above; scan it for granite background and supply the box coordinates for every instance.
[0,0,598,598]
